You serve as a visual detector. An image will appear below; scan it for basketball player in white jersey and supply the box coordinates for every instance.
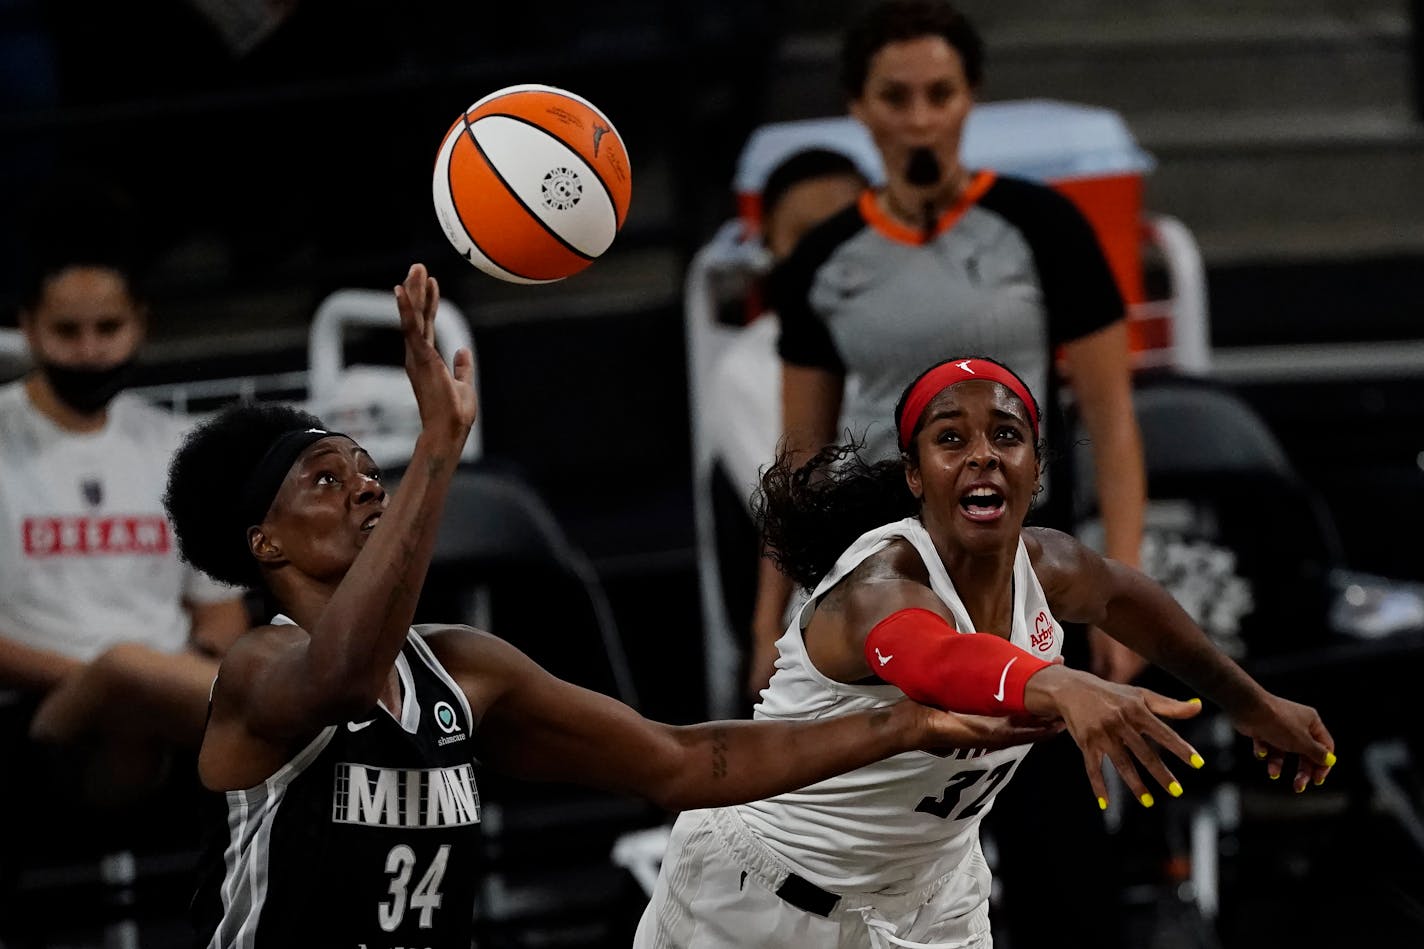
[164,266,1063,948]
[634,356,1336,948]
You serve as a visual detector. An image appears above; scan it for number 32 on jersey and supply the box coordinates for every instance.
[915,761,1016,820]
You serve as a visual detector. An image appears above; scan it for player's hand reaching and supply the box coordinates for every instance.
[1026,665,1205,809]
[1230,692,1335,792]
[916,706,1064,754]
[394,263,477,445]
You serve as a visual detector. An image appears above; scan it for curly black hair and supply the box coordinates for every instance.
[840,0,985,99]
[753,438,916,592]
[164,402,325,589]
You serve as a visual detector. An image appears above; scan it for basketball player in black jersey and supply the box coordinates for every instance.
[163,263,1062,949]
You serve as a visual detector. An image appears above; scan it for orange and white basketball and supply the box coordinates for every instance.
[432,83,632,284]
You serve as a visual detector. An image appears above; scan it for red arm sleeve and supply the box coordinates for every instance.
[865,608,1052,716]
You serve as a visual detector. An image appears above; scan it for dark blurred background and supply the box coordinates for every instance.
[0,0,1422,945]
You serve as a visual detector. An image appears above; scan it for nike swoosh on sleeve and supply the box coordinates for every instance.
[992,657,1019,702]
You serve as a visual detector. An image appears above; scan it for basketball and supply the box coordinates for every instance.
[432,83,632,284]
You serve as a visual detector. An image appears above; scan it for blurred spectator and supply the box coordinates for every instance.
[0,179,248,806]
[702,147,869,709]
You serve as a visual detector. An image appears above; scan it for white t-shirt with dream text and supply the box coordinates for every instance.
[0,381,237,662]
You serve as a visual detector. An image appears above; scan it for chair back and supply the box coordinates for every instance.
[1074,374,1344,659]
[390,462,637,708]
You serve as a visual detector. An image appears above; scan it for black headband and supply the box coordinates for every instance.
[239,427,347,527]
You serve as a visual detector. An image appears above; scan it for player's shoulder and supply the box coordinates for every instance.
[418,623,527,673]
[1023,526,1100,592]
[207,623,305,706]
[864,535,934,583]
[825,536,934,609]
[219,622,306,672]
[1023,525,1078,563]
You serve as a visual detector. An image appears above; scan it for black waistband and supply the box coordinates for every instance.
[775,872,840,917]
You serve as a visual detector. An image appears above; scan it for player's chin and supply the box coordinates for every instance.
[950,517,1015,552]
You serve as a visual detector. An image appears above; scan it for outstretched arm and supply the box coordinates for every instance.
[801,545,1201,811]
[1028,526,1336,792]
[236,264,474,736]
[426,626,1058,812]
[199,265,476,789]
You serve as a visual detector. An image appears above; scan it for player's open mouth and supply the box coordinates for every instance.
[959,487,1005,522]
[360,513,382,532]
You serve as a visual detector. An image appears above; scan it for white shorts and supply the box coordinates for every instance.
[632,807,993,949]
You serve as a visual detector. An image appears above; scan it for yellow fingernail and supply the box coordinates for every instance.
[1314,775,1326,786]
[1190,753,1205,770]
[1295,783,1305,794]
[1097,797,1108,811]
[1189,697,1202,706]
[1140,793,1154,808]
[1324,751,1337,768]
[1168,781,1183,798]
[1269,771,1280,780]
[1256,749,1268,760]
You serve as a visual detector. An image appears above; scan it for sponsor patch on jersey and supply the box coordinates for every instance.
[432,700,466,746]
[332,762,481,829]
[1030,610,1056,652]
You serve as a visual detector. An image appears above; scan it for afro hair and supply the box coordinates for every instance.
[165,402,326,589]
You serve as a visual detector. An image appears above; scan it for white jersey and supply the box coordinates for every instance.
[736,516,1064,894]
[0,381,237,662]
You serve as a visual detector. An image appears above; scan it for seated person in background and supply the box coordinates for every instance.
[0,214,249,803]
[700,147,869,705]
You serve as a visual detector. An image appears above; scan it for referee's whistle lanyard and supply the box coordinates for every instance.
[858,909,978,949]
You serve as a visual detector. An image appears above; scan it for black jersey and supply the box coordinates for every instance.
[192,625,482,949]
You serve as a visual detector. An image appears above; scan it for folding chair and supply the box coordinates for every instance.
[0,697,209,949]
[393,462,635,706]
[306,287,481,469]
[125,286,482,471]
[1074,373,1424,931]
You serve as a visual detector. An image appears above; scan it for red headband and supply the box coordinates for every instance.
[897,359,1039,450]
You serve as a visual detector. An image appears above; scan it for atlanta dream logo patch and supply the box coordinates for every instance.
[1030,610,1056,652]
